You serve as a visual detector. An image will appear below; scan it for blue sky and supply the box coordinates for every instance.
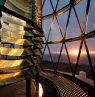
[42,0,95,54]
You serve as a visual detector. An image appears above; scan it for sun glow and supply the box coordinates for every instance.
[71,49,79,56]
[71,49,86,56]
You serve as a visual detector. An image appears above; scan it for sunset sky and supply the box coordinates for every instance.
[42,0,95,55]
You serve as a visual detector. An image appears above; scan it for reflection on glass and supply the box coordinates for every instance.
[1,36,33,46]
[0,68,33,86]
[39,83,43,97]
[0,47,32,56]
[13,72,20,77]
[0,71,21,80]
[2,12,26,26]
[0,58,32,70]
[5,0,32,19]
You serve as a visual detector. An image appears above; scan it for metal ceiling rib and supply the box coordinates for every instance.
[42,0,81,20]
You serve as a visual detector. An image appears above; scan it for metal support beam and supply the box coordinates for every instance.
[26,78,31,97]
[35,73,39,97]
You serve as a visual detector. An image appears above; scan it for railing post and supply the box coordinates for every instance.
[26,78,31,97]
[35,72,39,97]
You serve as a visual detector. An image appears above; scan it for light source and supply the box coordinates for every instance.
[39,83,43,97]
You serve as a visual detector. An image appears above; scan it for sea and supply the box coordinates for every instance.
[42,53,95,66]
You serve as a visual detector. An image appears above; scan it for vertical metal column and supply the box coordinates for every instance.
[0,8,2,29]
[26,0,36,97]
[0,7,2,44]
[35,73,39,97]
[35,0,42,96]
[26,78,31,97]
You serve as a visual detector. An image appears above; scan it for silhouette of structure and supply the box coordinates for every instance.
[0,0,95,97]
[42,0,95,86]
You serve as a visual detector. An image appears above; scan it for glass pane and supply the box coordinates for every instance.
[57,11,69,35]
[66,10,81,39]
[86,38,95,75]
[48,44,62,62]
[48,18,62,41]
[58,45,71,73]
[51,0,58,10]
[87,0,95,33]
[42,0,53,16]
[0,68,32,86]
[57,0,70,11]
[42,46,54,70]
[76,43,93,80]
[42,18,52,39]
[75,0,87,28]
[66,41,81,64]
